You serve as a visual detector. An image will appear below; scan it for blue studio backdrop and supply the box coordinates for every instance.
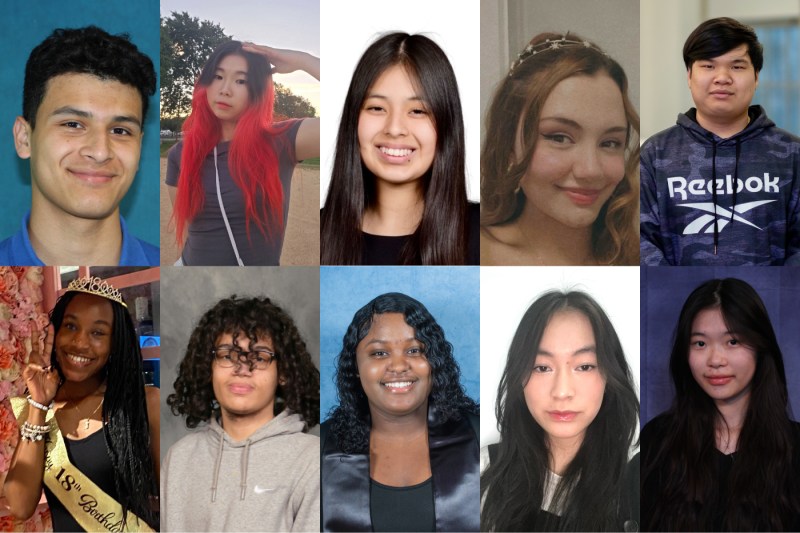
[320,266,480,420]
[0,0,160,247]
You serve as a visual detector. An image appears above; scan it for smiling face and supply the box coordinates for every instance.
[206,54,250,125]
[523,310,606,448]
[688,307,757,409]
[518,74,627,230]
[357,65,437,187]
[355,313,433,420]
[15,73,143,222]
[211,332,279,423]
[55,293,114,383]
[688,44,758,127]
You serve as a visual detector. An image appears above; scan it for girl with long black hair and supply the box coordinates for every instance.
[4,276,159,531]
[641,278,800,531]
[320,32,479,265]
[480,290,639,531]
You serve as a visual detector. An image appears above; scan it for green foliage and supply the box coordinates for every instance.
[274,82,317,119]
[160,12,230,117]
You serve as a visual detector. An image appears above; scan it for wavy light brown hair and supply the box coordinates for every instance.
[481,32,639,265]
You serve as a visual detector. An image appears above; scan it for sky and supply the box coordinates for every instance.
[160,0,320,114]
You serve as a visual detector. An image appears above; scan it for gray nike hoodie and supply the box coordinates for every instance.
[161,410,320,532]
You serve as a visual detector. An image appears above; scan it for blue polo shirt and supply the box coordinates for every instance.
[0,212,159,266]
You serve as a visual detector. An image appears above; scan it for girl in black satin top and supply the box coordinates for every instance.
[321,293,479,532]
[480,290,640,532]
[641,279,800,531]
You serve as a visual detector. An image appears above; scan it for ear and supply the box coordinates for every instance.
[13,116,32,159]
[686,67,692,88]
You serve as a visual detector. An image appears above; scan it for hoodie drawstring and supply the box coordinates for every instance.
[241,439,252,500]
[710,139,741,256]
[211,432,224,502]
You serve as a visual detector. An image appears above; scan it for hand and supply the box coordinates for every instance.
[23,326,59,406]
[241,43,316,76]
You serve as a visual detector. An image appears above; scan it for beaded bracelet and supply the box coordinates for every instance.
[20,421,49,442]
[27,394,54,412]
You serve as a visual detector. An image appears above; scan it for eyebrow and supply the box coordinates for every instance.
[363,337,418,347]
[215,67,248,76]
[51,106,142,128]
[365,93,425,102]
[539,116,627,134]
[537,345,597,357]
[690,330,734,337]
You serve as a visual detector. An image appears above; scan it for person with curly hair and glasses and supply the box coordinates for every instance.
[162,295,320,532]
[321,292,480,532]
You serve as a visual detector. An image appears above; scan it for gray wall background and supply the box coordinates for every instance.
[480,0,641,147]
[159,266,320,463]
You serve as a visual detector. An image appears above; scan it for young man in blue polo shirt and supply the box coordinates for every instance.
[0,26,159,265]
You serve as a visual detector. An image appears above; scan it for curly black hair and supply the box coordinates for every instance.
[168,295,320,429]
[23,25,156,128]
[328,292,478,453]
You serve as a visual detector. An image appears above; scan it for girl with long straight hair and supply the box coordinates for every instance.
[167,40,320,266]
[480,32,639,265]
[641,278,800,531]
[4,277,159,531]
[481,290,639,531]
[320,32,479,265]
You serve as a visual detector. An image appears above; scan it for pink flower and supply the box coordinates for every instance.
[0,382,11,402]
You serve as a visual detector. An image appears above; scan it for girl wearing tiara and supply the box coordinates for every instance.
[480,33,639,266]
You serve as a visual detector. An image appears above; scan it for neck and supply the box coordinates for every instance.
[547,432,584,475]
[695,110,750,139]
[56,376,105,403]
[369,404,428,438]
[514,204,596,265]
[29,195,122,265]
[361,181,425,236]
[219,407,274,442]
[220,120,237,142]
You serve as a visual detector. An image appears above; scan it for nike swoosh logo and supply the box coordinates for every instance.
[254,486,277,494]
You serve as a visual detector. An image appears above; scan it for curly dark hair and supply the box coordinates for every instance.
[49,291,158,530]
[328,292,478,453]
[167,295,320,429]
[23,25,156,128]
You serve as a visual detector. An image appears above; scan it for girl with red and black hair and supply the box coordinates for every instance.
[167,41,319,265]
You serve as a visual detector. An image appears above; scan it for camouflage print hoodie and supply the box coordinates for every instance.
[640,105,800,265]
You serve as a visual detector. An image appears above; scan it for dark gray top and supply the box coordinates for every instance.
[370,477,435,532]
[166,120,303,265]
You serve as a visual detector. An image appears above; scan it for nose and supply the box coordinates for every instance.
[572,143,604,182]
[219,77,233,96]
[79,129,113,163]
[713,67,733,84]
[232,357,255,375]
[70,329,90,350]
[707,344,726,367]
[387,351,411,373]
[384,109,407,137]
[551,368,575,400]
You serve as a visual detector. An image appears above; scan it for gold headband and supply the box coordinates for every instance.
[65,276,127,308]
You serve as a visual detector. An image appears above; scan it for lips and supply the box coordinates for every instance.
[216,101,232,109]
[64,353,94,368]
[228,382,254,394]
[381,379,417,393]
[706,375,734,386]
[68,169,115,185]
[377,145,416,163]
[559,187,602,206]
[547,410,578,422]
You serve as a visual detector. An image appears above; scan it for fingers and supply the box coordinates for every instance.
[42,325,54,366]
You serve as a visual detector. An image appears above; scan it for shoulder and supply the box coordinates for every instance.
[167,140,184,162]
[145,387,160,413]
[119,221,160,266]
[165,428,209,459]
[0,216,41,266]
[272,119,304,141]
[641,124,686,153]
[641,413,672,442]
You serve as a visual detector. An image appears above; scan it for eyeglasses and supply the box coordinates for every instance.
[212,347,277,371]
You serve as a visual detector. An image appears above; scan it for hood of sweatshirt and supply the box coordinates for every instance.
[206,409,307,502]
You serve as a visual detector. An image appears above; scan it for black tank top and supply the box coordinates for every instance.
[44,429,117,532]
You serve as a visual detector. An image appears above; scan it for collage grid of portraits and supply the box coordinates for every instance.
[0,0,799,532]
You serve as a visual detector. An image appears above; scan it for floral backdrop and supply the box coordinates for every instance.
[0,267,52,532]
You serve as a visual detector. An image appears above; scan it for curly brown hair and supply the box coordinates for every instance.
[167,295,320,429]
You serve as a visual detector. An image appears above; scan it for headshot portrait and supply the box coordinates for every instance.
[479,0,640,266]
[159,266,320,531]
[640,4,800,265]
[0,0,160,266]
[480,266,640,531]
[161,0,320,266]
[640,267,800,530]
[319,266,480,531]
[319,0,480,266]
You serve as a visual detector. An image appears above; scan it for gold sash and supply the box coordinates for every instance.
[10,397,154,532]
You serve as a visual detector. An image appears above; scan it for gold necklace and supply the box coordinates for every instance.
[73,397,104,430]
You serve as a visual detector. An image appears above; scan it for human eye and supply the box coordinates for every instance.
[63,322,77,331]
[600,138,624,150]
[236,78,248,85]
[91,329,108,337]
[370,350,389,358]
[691,340,706,348]
[541,133,572,145]
[409,106,429,116]
[728,338,740,346]
[531,364,551,373]
[60,121,84,130]
[111,127,133,136]
[406,346,425,356]
[576,364,597,372]
[363,103,385,113]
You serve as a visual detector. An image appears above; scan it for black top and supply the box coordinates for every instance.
[361,202,480,265]
[44,429,117,532]
[370,477,435,532]
[641,414,800,532]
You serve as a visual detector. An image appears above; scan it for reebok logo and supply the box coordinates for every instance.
[678,200,776,234]
[667,173,780,200]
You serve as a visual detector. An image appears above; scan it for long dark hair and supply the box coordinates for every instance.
[642,278,800,531]
[327,292,477,453]
[481,290,639,532]
[49,291,158,530]
[167,295,320,428]
[320,32,470,265]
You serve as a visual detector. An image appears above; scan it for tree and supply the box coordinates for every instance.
[160,12,229,117]
[274,82,318,119]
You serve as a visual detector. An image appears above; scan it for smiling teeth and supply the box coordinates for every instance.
[68,354,91,364]
[380,147,413,157]
[384,381,413,388]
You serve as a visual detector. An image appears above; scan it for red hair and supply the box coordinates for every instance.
[173,59,290,247]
